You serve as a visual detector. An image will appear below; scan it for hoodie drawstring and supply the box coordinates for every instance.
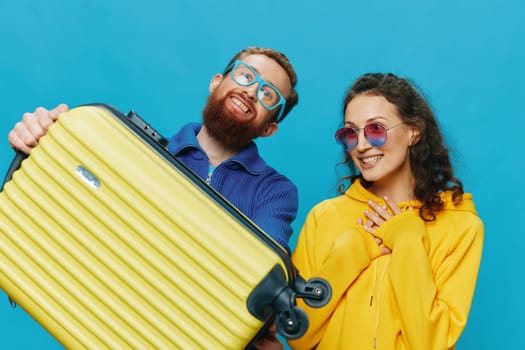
[370,259,378,306]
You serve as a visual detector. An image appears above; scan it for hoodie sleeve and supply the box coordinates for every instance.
[288,203,382,350]
[377,209,484,349]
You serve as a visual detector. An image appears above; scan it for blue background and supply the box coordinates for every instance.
[0,0,523,348]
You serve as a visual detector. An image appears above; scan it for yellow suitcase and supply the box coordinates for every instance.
[0,104,330,349]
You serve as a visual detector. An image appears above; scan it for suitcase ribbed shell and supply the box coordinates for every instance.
[0,106,289,349]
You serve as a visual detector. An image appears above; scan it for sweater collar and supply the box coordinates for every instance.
[168,123,267,174]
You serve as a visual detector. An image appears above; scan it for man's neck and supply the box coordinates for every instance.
[196,125,239,166]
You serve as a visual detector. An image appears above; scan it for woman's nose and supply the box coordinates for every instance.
[355,130,372,151]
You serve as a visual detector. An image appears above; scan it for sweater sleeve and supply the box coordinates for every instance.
[251,177,298,253]
[378,210,484,349]
[288,206,382,350]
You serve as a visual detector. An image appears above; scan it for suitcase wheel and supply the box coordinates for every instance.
[302,277,332,308]
[276,305,308,340]
[294,275,332,309]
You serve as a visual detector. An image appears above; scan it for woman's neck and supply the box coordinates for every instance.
[367,173,417,204]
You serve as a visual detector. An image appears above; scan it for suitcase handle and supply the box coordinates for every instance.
[1,151,28,191]
[125,110,169,148]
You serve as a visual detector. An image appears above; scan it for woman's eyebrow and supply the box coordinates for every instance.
[344,116,387,126]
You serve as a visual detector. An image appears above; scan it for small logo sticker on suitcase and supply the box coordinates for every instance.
[76,165,101,189]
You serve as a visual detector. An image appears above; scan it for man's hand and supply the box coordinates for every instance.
[8,103,68,154]
[254,323,284,350]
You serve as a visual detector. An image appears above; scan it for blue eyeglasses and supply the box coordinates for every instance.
[226,60,287,123]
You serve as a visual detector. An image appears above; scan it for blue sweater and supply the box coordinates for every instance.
[167,123,298,253]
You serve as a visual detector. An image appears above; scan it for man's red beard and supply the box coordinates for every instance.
[202,93,267,150]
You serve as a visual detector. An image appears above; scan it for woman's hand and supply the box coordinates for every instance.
[358,196,407,254]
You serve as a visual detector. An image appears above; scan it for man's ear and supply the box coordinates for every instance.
[209,74,223,93]
[260,122,278,138]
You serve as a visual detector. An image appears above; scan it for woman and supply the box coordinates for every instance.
[288,73,484,349]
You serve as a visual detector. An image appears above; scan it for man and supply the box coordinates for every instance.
[7,46,299,349]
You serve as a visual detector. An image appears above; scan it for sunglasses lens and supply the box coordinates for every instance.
[335,128,357,150]
[364,123,387,147]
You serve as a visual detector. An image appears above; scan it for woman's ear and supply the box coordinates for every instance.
[209,74,223,93]
[409,126,421,146]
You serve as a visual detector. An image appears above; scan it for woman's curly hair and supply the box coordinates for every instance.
[337,73,463,221]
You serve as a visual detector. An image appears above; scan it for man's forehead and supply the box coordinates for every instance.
[239,54,274,69]
[240,54,292,95]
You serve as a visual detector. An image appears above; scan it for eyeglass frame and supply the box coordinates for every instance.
[335,122,406,150]
[224,60,287,123]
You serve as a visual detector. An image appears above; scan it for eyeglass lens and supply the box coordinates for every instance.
[231,64,281,108]
[335,123,388,150]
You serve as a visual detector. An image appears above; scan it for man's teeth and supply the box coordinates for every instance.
[362,155,382,164]
[232,98,249,112]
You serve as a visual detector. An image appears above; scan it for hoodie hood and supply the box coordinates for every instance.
[345,180,478,216]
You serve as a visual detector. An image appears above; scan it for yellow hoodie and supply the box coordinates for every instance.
[288,181,484,350]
